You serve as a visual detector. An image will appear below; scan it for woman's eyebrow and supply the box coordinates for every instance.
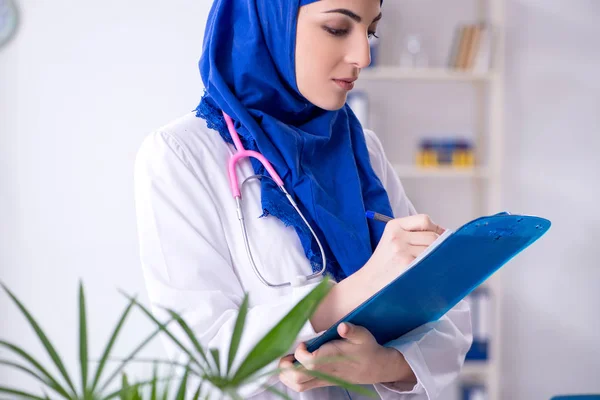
[323,9,383,24]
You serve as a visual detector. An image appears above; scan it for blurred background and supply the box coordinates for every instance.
[0,0,598,399]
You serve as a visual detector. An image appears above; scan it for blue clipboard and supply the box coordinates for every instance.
[305,212,551,352]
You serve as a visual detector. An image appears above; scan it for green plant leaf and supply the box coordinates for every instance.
[300,369,377,398]
[191,383,203,400]
[227,294,248,376]
[0,387,47,400]
[161,380,170,400]
[119,372,144,400]
[132,384,143,400]
[150,363,158,400]
[97,312,178,394]
[231,278,330,385]
[0,283,78,396]
[0,359,70,399]
[120,373,130,400]
[41,388,52,400]
[79,281,89,395]
[89,294,137,393]
[174,366,190,400]
[159,307,209,370]
[103,377,172,400]
[263,385,292,400]
[160,367,174,400]
[209,349,220,375]
[0,340,66,393]
[254,354,349,381]
[120,293,201,371]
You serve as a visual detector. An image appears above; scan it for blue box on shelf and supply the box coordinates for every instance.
[466,339,489,361]
[465,287,491,361]
[462,383,487,400]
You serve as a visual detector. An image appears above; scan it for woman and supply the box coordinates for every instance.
[134,0,472,398]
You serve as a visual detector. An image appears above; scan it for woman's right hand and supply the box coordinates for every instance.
[310,214,446,333]
[360,214,446,293]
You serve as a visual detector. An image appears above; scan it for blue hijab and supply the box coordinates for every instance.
[195,0,392,281]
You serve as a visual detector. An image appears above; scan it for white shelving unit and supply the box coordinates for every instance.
[393,165,492,179]
[354,1,506,399]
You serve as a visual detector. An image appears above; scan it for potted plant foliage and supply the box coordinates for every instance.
[0,280,375,399]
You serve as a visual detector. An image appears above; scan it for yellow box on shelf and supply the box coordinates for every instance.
[416,149,439,167]
[452,149,476,167]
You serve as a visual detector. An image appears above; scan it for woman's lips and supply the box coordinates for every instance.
[333,79,355,91]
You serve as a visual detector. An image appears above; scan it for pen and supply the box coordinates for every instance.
[365,210,393,223]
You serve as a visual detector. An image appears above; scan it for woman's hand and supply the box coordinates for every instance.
[278,323,416,392]
[309,214,445,333]
[360,214,445,293]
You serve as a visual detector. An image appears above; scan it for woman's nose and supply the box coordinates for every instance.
[346,33,372,69]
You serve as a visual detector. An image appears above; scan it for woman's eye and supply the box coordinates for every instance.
[323,26,349,37]
[368,31,380,39]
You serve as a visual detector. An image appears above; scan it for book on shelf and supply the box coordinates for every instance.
[461,382,488,400]
[465,287,491,361]
[448,22,495,72]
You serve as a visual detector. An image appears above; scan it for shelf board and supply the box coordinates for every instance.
[461,361,491,380]
[393,165,490,179]
[358,67,496,82]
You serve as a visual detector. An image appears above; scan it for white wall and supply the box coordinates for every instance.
[1,0,599,399]
[0,0,210,391]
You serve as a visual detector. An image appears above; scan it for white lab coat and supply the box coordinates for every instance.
[134,112,473,399]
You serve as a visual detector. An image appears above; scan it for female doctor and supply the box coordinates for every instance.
[134,0,473,398]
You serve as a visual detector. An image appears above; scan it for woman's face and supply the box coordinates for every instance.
[295,0,381,111]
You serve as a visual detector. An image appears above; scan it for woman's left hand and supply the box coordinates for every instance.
[278,322,416,392]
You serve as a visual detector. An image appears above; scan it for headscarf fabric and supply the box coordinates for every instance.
[195,0,392,281]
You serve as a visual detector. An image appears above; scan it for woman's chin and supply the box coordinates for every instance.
[309,93,348,111]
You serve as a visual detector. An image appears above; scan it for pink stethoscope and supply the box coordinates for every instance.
[222,111,327,288]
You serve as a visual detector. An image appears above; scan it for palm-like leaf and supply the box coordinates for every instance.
[209,349,220,376]
[133,277,370,399]
[96,313,178,394]
[300,369,377,397]
[0,387,47,400]
[134,278,358,397]
[226,294,248,376]
[1,277,376,400]
[119,292,202,373]
[0,359,70,398]
[0,349,70,399]
[0,283,169,400]
[174,366,190,400]
[1,283,78,397]
[191,385,202,400]
[160,378,170,400]
[158,308,209,371]
[263,385,292,400]
[150,364,158,400]
[120,373,131,400]
[103,377,167,400]
[230,278,330,385]
[89,295,137,393]
[78,281,88,397]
